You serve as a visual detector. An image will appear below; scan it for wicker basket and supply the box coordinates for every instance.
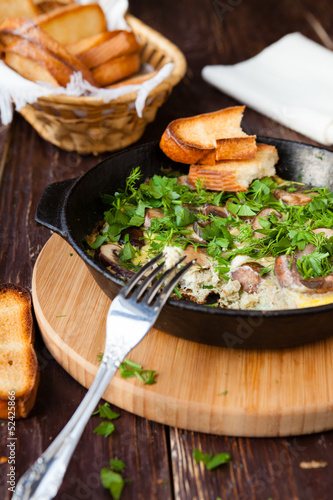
[19,15,187,155]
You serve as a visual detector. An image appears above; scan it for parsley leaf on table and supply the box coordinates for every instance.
[193,448,231,470]
[93,421,115,438]
[101,458,129,500]
[92,403,120,437]
[92,402,120,420]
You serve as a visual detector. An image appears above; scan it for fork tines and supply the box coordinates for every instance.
[122,253,195,306]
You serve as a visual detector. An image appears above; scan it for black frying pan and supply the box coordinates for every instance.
[35,138,333,349]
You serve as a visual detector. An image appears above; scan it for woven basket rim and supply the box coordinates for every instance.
[35,14,187,107]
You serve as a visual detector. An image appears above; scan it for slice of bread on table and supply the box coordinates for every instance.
[0,284,39,419]
[188,143,279,191]
[160,106,257,164]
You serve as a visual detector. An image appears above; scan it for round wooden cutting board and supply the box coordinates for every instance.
[32,234,333,437]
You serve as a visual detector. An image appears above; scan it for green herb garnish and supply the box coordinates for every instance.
[92,402,120,420]
[101,459,130,500]
[193,448,231,470]
[119,358,157,385]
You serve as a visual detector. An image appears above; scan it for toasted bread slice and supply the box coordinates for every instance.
[68,30,141,69]
[188,143,279,192]
[65,30,116,58]
[0,0,39,25]
[5,48,60,86]
[105,70,158,89]
[160,106,257,164]
[35,0,74,14]
[0,284,39,419]
[0,16,36,46]
[36,3,107,45]
[1,19,98,86]
[92,52,141,87]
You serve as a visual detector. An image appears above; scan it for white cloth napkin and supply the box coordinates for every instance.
[0,0,174,125]
[202,33,333,145]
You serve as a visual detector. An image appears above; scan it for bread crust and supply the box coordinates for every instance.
[160,106,257,164]
[5,39,74,86]
[92,52,141,87]
[1,19,98,86]
[0,0,39,25]
[188,143,279,192]
[36,3,107,45]
[0,283,39,419]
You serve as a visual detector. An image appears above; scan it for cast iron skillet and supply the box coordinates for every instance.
[36,138,333,350]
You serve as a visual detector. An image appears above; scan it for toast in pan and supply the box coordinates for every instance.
[160,106,257,164]
[188,143,279,191]
[0,284,39,419]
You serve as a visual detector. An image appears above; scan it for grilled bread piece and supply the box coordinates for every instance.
[67,30,141,69]
[4,39,74,86]
[34,0,75,14]
[92,52,141,87]
[0,0,38,25]
[0,284,39,419]
[160,106,257,164]
[1,19,98,86]
[0,17,34,46]
[188,143,279,192]
[36,3,107,45]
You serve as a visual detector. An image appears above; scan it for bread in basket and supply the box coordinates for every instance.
[15,15,186,155]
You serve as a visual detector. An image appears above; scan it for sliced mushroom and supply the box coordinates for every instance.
[119,227,144,247]
[313,227,333,238]
[252,208,281,238]
[192,220,210,242]
[299,275,333,292]
[182,203,201,215]
[200,203,230,218]
[273,188,316,206]
[143,208,165,228]
[182,244,211,268]
[275,236,333,294]
[274,254,303,289]
[176,175,196,189]
[231,263,262,293]
[96,243,134,278]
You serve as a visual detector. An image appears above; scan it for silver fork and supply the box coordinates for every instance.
[13,254,194,500]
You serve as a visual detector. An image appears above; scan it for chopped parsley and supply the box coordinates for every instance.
[119,358,157,385]
[193,448,231,470]
[92,402,120,437]
[101,458,130,500]
[88,167,333,291]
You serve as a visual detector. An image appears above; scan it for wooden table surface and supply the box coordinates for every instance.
[1,0,333,498]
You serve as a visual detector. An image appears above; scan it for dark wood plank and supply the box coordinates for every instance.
[0,123,11,188]
[170,429,333,500]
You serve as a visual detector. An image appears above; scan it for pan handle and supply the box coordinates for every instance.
[35,178,77,238]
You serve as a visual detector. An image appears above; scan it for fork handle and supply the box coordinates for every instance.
[13,358,119,500]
